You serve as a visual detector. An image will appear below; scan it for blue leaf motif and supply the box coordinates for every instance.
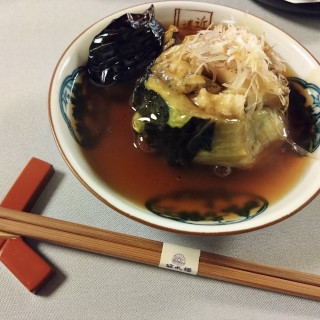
[288,77,320,152]
[59,66,87,144]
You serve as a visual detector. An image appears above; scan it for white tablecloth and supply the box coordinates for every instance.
[1,0,320,319]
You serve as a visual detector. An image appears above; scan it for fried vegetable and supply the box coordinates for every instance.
[132,73,285,167]
[87,5,165,87]
[132,75,215,166]
[131,23,289,168]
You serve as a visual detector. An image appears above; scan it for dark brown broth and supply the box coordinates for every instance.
[79,75,310,210]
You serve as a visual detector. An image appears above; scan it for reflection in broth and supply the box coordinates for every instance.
[146,189,268,224]
[64,69,313,225]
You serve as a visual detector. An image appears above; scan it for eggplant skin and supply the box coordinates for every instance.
[132,77,215,166]
[87,5,165,87]
[144,118,215,166]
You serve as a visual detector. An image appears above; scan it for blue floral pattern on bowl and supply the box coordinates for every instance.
[59,66,87,145]
[146,189,268,225]
[288,77,320,152]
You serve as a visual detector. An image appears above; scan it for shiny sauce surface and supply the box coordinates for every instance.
[76,75,310,218]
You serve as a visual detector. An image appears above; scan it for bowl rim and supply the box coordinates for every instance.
[48,0,320,235]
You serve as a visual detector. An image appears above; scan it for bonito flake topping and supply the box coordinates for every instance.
[132,22,291,168]
[153,23,290,116]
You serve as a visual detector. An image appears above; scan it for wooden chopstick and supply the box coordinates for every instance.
[0,230,18,238]
[1,207,320,301]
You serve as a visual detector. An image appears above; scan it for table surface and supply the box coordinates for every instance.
[1,0,320,319]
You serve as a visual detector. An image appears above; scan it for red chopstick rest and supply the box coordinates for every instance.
[0,238,54,293]
[1,157,55,212]
[0,238,6,249]
[0,157,55,293]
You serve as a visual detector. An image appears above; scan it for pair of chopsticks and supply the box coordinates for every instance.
[1,206,320,301]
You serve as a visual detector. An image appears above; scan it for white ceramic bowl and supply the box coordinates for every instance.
[49,1,320,235]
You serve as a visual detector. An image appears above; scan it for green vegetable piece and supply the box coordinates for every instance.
[132,77,215,165]
[132,73,284,168]
[195,108,284,167]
